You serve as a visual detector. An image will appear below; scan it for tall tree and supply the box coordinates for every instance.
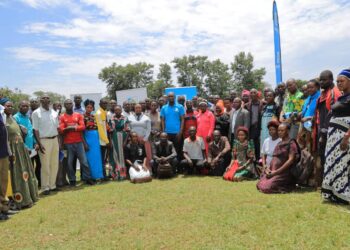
[172,55,210,96]
[99,62,154,99]
[0,87,30,112]
[230,52,266,92]
[157,63,172,84]
[205,59,232,97]
[33,91,66,103]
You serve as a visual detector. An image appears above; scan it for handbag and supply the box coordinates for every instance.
[223,160,240,181]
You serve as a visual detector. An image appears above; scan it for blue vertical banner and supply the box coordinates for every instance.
[273,0,283,85]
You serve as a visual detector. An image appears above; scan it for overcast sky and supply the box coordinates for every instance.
[0,0,349,96]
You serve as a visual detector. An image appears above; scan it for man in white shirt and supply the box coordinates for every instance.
[32,95,59,195]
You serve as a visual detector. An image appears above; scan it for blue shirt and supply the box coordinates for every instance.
[74,106,85,115]
[301,91,321,118]
[160,103,185,134]
[14,112,35,150]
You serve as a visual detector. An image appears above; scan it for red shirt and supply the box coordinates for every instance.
[59,112,85,144]
[184,110,198,138]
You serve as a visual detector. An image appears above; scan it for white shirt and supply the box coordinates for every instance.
[128,113,151,141]
[261,137,282,167]
[32,107,59,138]
[231,108,240,134]
[183,136,205,160]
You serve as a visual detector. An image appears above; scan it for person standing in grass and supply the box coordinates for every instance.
[257,123,299,193]
[3,101,38,208]
[322,69,350,204]
[109,105,129,181]
[83,99,104,181]
[124,132,152,183]
[95,98,110,180]
[146,101,161,143]
[196,101,215,153]
[59,99,95,187]
[32,95,59,195]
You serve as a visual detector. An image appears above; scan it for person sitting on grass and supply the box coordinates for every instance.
[151,132,178,178]
[124,132,152,184]
[180,126,207,175]
[227,126,256,181]
[257,123,299,193]
[260,121,281,175]
[208,130,231,176]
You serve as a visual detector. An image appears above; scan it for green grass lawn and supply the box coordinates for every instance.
[2,176,350,249]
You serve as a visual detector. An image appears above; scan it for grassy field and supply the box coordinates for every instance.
[2,176,350,249]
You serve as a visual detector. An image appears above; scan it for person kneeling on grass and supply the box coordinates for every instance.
[180,126,207,175]
[225,126,256,181]
[124,132,152,183]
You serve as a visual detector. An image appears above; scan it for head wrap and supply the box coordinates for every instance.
[0,97,9,106]
[215,100,224,114]
[339,69,350,80]
[236,126,249,137]
[241,90,250,97]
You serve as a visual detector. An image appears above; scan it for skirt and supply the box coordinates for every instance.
[84,130,104,180]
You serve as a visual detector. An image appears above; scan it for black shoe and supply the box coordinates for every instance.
[42,190,50,195]
[0,213,9,221]
[86,179,96,185]
[69,181,76,187]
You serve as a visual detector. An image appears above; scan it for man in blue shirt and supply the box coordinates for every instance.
[160,92,185,165]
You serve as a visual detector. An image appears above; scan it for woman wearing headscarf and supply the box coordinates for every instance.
[214,103,230,138]
[322,69,350,204]
[3,101,38,209]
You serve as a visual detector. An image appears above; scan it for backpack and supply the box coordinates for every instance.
[287,139,315,185]
[157,162,174,178]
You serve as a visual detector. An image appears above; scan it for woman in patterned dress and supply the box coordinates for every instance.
[322,69,350,204]
[109,105,129,180]
[83,99,104,180]
[260,91,279,149]
[4,101,38,209]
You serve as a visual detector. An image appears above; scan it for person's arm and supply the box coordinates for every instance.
[221,137,231,156]
[82,135,89,151]
[208,112,215,137]
[75,114,86,132]
[144,118,151,141]
[201,138,207,161]
[269,152,296,177]
[183,151,192,164]
[160,107,165,132]
[178,115,184,139]
[33,129,45,153]
[165,143,177,161]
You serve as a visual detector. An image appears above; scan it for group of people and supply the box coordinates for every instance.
[0,68,350,221]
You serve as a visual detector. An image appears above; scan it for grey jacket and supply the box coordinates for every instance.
[228,108,250,142]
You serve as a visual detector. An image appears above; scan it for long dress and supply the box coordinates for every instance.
[109,115,128,180]
[232,139,256,178]
[257,139,298,193]
[196,110,215,153]
[322,93,350,202]
[6,116,38,209]
[83,113,104,180]
[260,104,278,149]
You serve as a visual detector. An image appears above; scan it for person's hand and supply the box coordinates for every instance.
[84,143,89,152]
[34,144,40,152]
[64,126,76,132]
[106,142,112,148]
[301,117,307,123]
[39,143,46,154]
[266,170,276,179]
[340,137,349,151]
[20,125,28,135]
[133,165,140,172]
[206,136,211,142]
[176,132,182,142]
[187,159,193,167]
[9,155,15,162]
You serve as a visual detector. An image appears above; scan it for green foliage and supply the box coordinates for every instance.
[33,91,66,103]
[231,52,266,92]
[172,55,209,96]
[295,79,308,90]
[205,59,232,97]
[157,63,172,84]
[0,87,30,111]
[98,62,154,99]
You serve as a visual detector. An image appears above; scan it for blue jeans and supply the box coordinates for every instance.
[66,142,91,182]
